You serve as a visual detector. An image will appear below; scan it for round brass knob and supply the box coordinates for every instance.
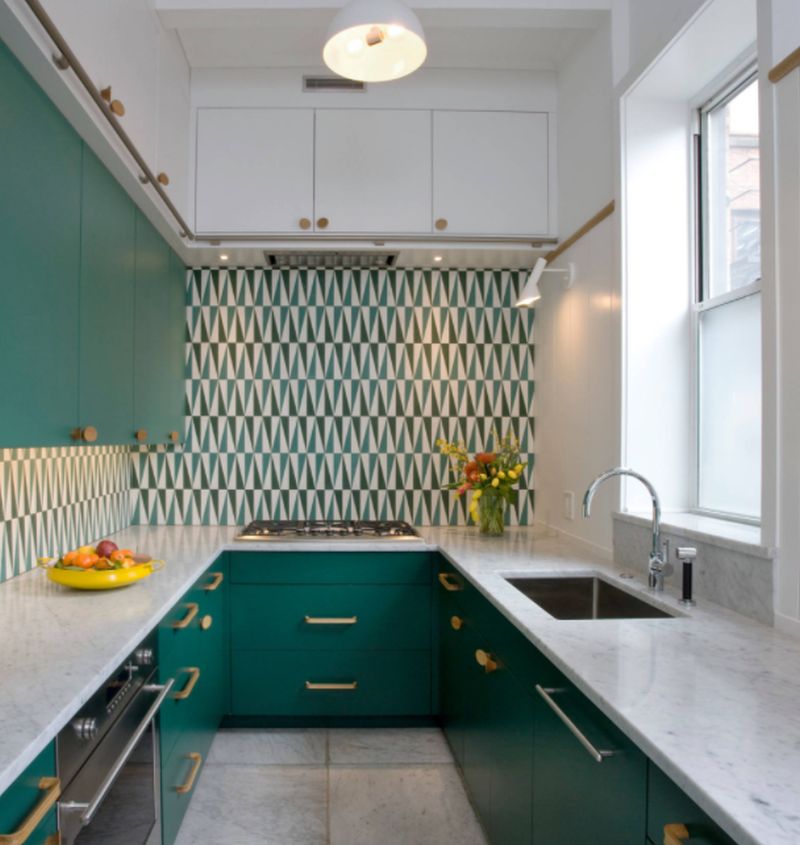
[135,429,148,442]
[299,218,312,230]
[72,426,98,443]
[317,217,330,230]
[475,649,498,673]
[435,218,448,231]
[200,614,213,631]
[450,616,463,631]
[157,172,170,186]
[100,86,125,117]
[168,431,180,444]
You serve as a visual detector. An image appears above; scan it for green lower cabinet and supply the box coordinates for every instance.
[532,680,647,844]
[647,763,735,845]
[161,734,207,845]
[438,592,472,767]
[0,744,58,845]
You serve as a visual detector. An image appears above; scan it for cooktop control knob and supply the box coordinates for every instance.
[72,717,98,742]
[134,648,154,667]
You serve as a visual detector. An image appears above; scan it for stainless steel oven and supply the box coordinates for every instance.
[57,633,173,845]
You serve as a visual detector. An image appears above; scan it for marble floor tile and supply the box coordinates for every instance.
[329,765,489,845]
[174,764,327,845]
[328,727,454,765]
[207,728,327,766]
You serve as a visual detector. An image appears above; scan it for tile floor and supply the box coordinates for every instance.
[175,728,489,845]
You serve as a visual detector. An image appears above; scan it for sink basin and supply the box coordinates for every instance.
[505,576,675,620]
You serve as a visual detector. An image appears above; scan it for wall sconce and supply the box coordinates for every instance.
[515,257,576,307]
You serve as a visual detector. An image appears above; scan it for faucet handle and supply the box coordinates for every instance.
[676,546,697,563]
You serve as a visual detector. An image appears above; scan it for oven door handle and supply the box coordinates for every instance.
[61,679,174,826]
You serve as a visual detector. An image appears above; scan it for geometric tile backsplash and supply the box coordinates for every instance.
[131,267,536,527]
[0,445,131,582]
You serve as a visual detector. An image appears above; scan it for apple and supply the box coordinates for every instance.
[95,539,119,558]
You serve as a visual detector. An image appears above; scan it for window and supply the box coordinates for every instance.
[696,71,761,521]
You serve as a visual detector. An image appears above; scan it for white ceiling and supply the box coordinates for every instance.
[157,6,607,71]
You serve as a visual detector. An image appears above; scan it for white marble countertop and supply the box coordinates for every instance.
[1,524,798,845]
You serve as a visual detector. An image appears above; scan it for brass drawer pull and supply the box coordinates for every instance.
[435,217,448,231]
[663,824,690,845]
[173,667,201,701]
[175,753,202,795]
[299,217,312,230]
[475,649,498,673]
[200,614,213,631]
[0,777,60,845]
[317,216,330,229]
[172,603,199,630]
[71,426,98,443]
[304,616,358,625]
[535,685,616,763]
[305,681,358,691]
[450,615,463,630]
[168,431,180,444]
[438,572,463,592]
[204,572,224,592]
[134,429,148,442]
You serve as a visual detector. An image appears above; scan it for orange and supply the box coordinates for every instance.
[110,550,126,563]
[75,553,99,569]
[62,550,80,566]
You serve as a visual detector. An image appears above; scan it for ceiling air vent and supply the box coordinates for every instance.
[303,75,366,93]
[264,252,398,270]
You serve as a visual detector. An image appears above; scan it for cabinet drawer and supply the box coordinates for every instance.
[0,743,58,845]
[231,584,430,651]
[161,733,208,845]
[231,551,434,585]
[231,650,431,716]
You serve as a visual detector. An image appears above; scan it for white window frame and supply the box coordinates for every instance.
[691,65,761,526]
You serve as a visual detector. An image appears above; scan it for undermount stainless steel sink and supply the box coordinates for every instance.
[505,576,675,620]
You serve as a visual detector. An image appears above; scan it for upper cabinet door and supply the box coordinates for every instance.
[0,41,82,448]
[195,109,315,234]
[79,147,137,445]
[433,111,550,237]
[314,109,432,234]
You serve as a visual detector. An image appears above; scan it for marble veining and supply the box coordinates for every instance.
[0,524,798,845]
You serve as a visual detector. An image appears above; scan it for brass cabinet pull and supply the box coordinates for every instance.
[299,217,312,230]
[173,667,201,700]
[435,217,448,231]
[535,685,616,763]
[168,431,180,444]
[0,777,60,845]
[204,572,224,592]
[450,615,463,630]
[71,426,98,443]
[175,753,202,795]
[305,681,358,691]
[157,172,170,186]
[317,217,330,229]
[200,614,213,631]
[663,824,690,845]
[172,603,199,630]
[134,429,148,442]
[99,86,125,117]
[304,615,358,625]
[475,649,498,673]
[0,778,61,845]
[438,572,463,592]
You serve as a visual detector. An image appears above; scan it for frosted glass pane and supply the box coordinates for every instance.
[698,293,761,517]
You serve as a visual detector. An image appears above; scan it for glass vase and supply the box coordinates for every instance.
[478,489,506,536]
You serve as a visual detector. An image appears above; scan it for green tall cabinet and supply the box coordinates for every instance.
[0,40,81,447]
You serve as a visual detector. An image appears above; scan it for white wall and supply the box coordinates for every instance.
[533,21,620,554]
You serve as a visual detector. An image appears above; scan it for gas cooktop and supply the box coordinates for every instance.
[235,520,419,541]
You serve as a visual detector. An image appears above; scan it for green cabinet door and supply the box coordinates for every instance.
[438,589,471,767]
[0,40,81,447]
[532,681,647,845]
[0,743,58,844]
[78,146,136,444]
[134,213,185,446]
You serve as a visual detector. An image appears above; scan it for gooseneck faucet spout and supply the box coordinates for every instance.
[582,467,670,592]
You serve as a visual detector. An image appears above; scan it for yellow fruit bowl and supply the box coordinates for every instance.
[44,560,165,591]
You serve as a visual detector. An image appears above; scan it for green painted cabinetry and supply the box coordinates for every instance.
[79,146,136,444]
[0,743,58,845]
[159,558,228,845]
[0,40,81,447]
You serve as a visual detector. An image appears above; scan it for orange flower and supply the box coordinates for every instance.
[475,452,497,466]
[464,461,481,482]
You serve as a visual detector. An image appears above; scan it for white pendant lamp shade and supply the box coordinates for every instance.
[323,0,427,82]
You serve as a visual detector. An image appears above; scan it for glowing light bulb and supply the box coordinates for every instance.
[387,24,405,38]
[346,37,364,54]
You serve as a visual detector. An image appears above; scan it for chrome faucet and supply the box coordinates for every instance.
[582,468,671,592]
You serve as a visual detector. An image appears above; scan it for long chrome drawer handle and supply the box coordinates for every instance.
[173,667,201,700]
[0,777,60,845]
[172,603,199,630]
[175,753,203,795]
[304,616,358,625]
[535,685,616,764]
[305,681,358,691]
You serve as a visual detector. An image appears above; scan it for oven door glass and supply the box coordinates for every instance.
[73,723,159,845]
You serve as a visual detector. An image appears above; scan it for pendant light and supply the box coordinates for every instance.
[323,0,427,83]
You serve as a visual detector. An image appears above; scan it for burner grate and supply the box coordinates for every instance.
[236,519,418,541]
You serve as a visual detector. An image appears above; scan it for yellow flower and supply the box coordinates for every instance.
[491,477,500,488]
[498,471,506,479]
[473,489,482,500]
[508,470,517,480]
[515,463,524,473]
[480,473,487,481]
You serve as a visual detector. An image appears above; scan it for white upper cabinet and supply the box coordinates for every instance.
[195,109,315,234]
[314,110,432,235]
[433,111,550,237]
